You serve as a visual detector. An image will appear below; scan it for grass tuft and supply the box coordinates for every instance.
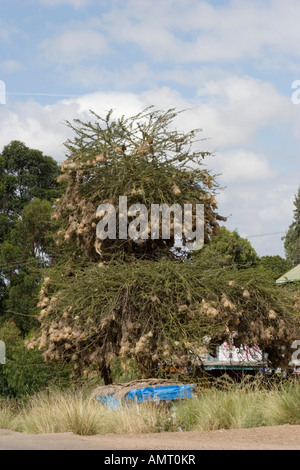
[2,379,300,436]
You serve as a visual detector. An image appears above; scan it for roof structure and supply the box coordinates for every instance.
[276,264,300,284]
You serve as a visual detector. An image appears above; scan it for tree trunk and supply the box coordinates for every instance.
[100,364,113,385]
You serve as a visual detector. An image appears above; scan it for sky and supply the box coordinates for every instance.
[0,0,299,258]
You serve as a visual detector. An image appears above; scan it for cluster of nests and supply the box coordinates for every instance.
[25,279,87,364]
[52,159,101,258]
[25,267,292,376]
[51,152,226,258]
[25,274,199,370]
[55,199,101,258]
[25,151,299,375]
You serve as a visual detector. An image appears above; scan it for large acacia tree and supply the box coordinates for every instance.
[28,108,300,384]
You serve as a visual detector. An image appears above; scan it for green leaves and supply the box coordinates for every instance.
[284,188,300,265]
[0,141,62,334]
[0,140,60,218]
[55,107,224,263]
[194,227,259,268]
[0,320,71,398]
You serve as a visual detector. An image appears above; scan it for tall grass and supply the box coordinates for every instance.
[175,387,266,431]
[1,379,300,436]
[0,401,19,431]
[15,388,169,435]
[18,389,104,435]
[264,382,300,426]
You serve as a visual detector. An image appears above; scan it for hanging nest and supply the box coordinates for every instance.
[28,108,300,384]
[27,260,300,382]
[52,107,226,262]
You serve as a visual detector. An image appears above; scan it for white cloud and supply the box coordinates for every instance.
[73,91,145,117]
[0,60,24,74]
[66,62,153,89]
[213,178,298,257]
[0,77,293,161]
[0,104,72,161]
[1,0,299,259]
[0,84,298,258]
[40,29,109,65]
[0,91,147,161]
[98,0,300,64]
[215,149,276,183]
[39,0,90,8]
[33,0,300,91]
[0,76,296,159]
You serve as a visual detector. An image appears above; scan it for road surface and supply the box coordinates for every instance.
[0,425,300,450]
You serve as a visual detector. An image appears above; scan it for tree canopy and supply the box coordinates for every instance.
[28,108,300,384]
[52,107,225,262]
[0,141,61,333]
[194,226,259,268]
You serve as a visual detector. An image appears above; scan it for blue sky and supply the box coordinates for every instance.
[0,0,299,257]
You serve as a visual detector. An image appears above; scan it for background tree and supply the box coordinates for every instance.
[0,198,57,333]
[194,227,259,268]
[260,255,293,282]
[0,142,72,397]
[0,320,71,398]
[0,142,61,333]
[0,141,60,213]
[29,108,300,384]
[284,188,300,265]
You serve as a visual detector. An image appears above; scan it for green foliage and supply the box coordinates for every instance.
[32,259,300,381]
[30,108,300,384]
[284,188,300,265]
[0,320,71,398]
[110,357,139,383]
[0,213,15,245]
[0,141,61,335]
[54,107,225,262]
[194,227,259,268]
[0,141,60,217]
[0,141,64,398]
[14,198,56,258]
[2,269,40,333]
[0,199,58,333]
[260,256,293,282]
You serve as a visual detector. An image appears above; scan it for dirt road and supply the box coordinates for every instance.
[0,425,300,450]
